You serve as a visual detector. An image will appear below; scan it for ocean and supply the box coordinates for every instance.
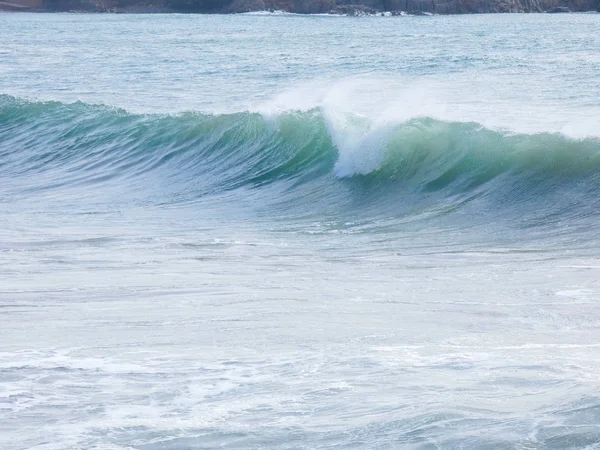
[2,11,600,449]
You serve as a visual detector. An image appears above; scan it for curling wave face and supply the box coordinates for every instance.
[2,94,600,228]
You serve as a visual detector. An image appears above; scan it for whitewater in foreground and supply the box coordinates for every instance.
[2,12,600,450]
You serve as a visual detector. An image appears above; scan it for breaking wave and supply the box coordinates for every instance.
[2,94,600,223]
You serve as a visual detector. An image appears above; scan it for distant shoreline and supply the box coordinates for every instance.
[1,0,599,15]
[3,8,600,14]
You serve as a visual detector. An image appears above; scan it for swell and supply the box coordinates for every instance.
[2,95,600,223]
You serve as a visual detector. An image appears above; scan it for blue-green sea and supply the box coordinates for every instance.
[2,12,600,449]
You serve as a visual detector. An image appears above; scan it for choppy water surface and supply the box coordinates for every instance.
[2,12,600,449]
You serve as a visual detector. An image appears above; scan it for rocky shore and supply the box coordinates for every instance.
[2,0,599,15]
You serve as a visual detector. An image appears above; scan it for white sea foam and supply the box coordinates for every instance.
[241,9,296,15]
[257,75,600,138]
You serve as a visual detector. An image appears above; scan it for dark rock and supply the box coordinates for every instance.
[226,0,264,11]
[28,0,600,15]
[291,0,333,13]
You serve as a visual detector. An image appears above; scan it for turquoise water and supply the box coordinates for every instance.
[2,12,600,449]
